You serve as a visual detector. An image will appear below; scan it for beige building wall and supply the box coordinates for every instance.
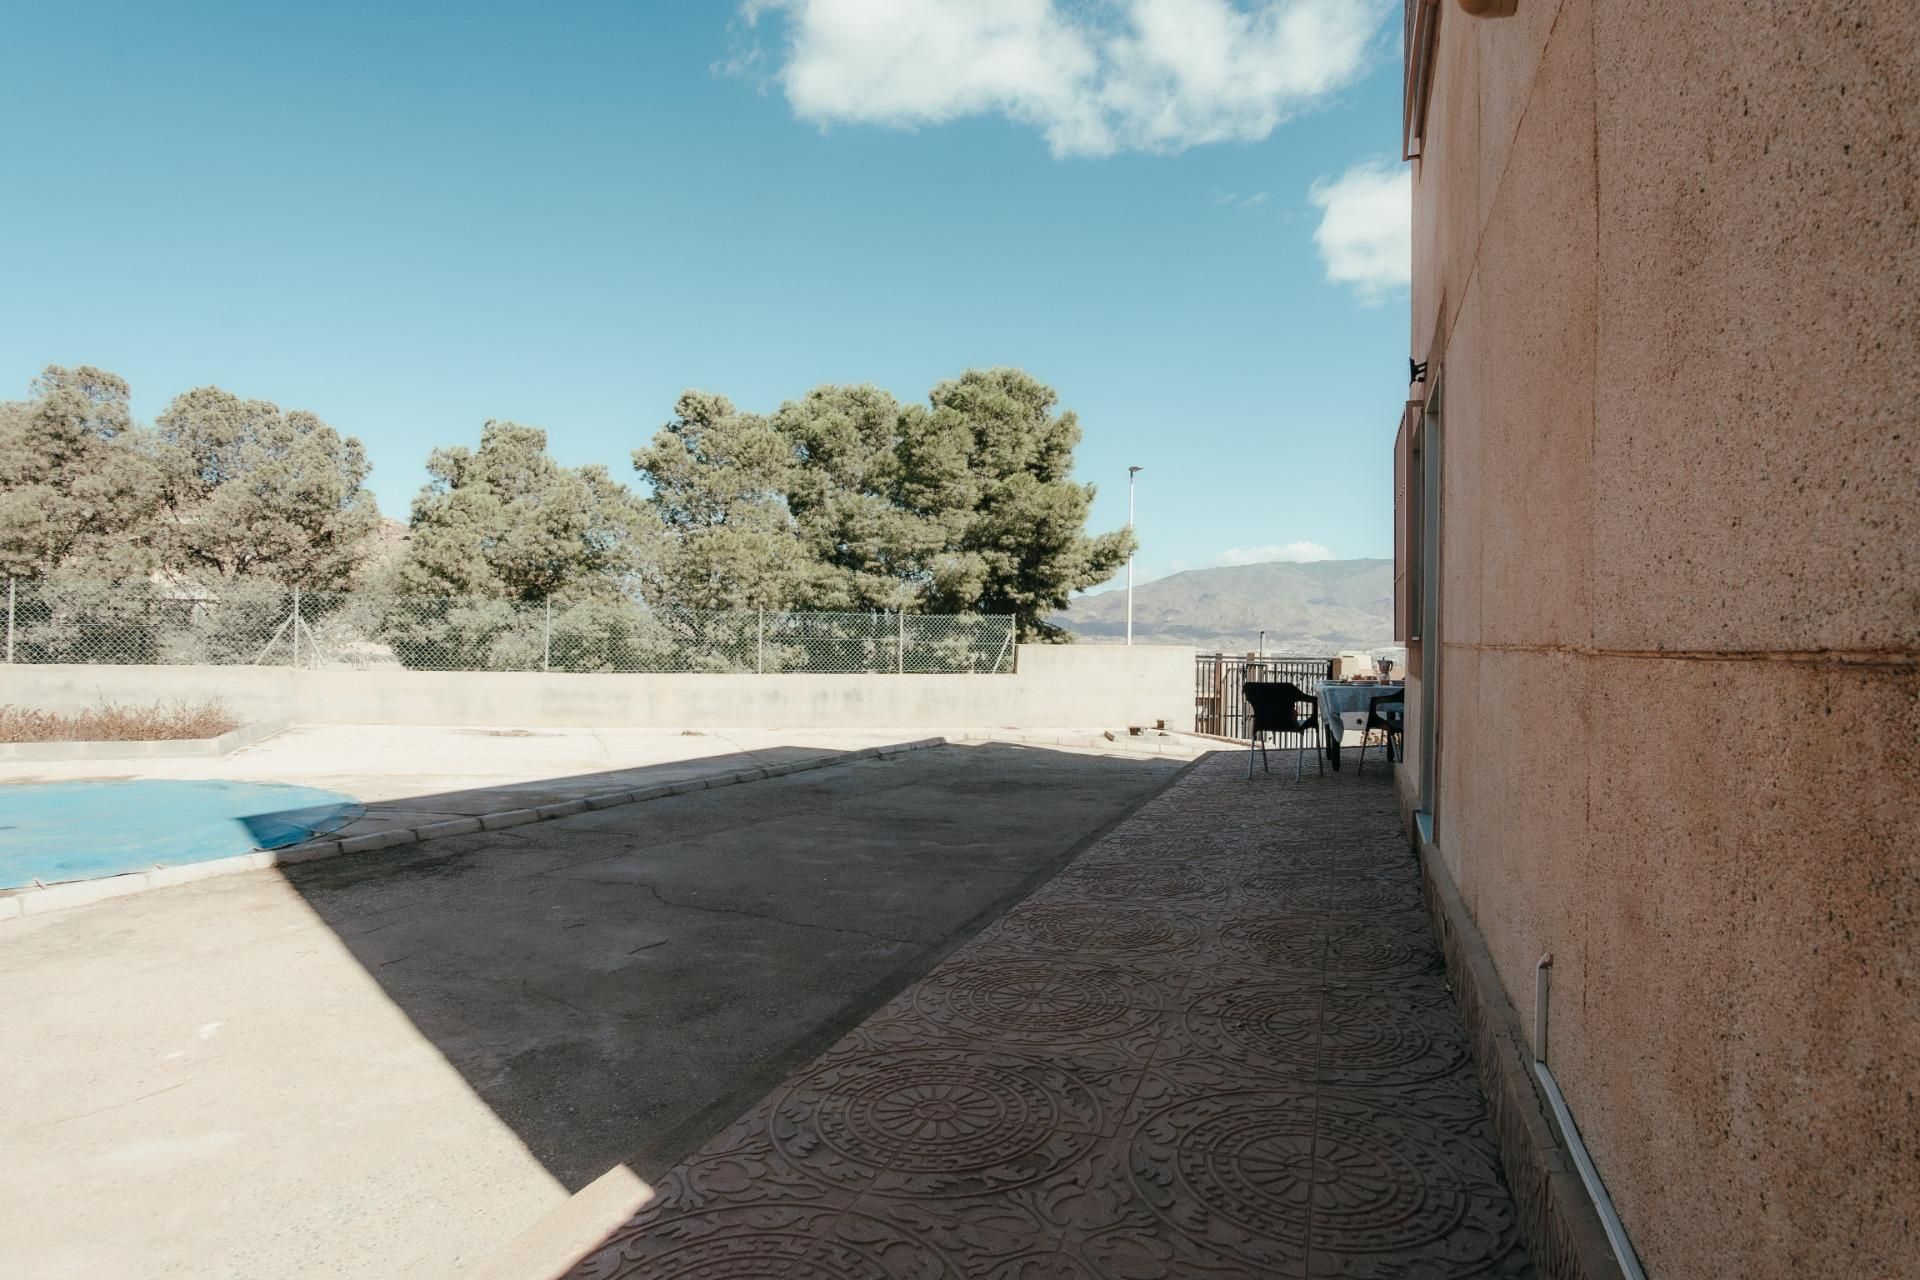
[1399,2,1917,1276]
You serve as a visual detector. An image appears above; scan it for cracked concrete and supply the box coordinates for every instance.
[631,881,921,945]
[0,740,1185,1280]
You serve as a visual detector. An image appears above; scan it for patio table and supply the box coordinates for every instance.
[1318,681,1404,770]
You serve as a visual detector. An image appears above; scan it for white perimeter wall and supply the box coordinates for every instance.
[0,645,1196,731]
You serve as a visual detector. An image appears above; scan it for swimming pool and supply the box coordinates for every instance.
[0,780,363,889]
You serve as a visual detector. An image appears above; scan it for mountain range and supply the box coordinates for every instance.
[1053,558,1395,654]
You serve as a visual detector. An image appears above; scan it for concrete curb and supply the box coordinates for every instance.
[0,737,950,923]
[0,717,292,762]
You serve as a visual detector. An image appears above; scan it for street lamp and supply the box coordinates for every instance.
[1126,466,1143,646]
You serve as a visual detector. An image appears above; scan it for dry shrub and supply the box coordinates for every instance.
[0,699,243,743]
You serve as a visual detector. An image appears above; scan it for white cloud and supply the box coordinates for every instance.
[1308,159,1410,303]
[1217,541,1334,565]
[738,0,1388,158]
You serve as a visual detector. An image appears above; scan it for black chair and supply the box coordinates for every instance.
[1243,681,1323,781]
[1357,690,1405,774]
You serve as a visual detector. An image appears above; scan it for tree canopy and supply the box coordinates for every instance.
[0,366,387,589]
[0,366,159,579]
[2,363,1130,641]
[637,368,1133,637]
[398,420,656,603]
[903,368,1132,638]
[152,386,380,589]
[634,392,801,611]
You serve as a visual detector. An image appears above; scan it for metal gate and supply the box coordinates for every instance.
[1194,653,1330,742]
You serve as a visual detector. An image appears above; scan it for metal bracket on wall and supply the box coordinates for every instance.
[1533,953,1552,1061]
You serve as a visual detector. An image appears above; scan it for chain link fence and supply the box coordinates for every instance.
[0,579,1017,675]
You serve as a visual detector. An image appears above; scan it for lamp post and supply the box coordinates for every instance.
[1126,466,1143,646]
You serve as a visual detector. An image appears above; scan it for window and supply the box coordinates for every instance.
[1402,0,1442,160]
[1394,397,1424,642]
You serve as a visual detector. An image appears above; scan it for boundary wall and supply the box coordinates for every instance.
[0,644,1197,732]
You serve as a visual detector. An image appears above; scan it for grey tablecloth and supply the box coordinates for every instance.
[1318,682,1405,747]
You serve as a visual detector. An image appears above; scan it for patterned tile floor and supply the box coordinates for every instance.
[564,752,1536,1279]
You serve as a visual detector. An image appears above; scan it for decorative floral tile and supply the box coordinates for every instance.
[562,752,1532,1280]
[1306,1189,1535,1279]
[566,1203,840,1279]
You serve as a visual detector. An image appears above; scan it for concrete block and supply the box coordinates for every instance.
[414,817,484,841]
[534,800,589,821]
[338,830,417,854]
[584,790,633,809]
[271,841,342,866]
[482,809,539,831]
[147,857,254,888]
[666,780,708,795]
[627,786,673,803]
[20,874,150,915]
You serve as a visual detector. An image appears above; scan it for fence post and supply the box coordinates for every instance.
[1212,653,1225,736]
[756,609,764,674]
[896,611,906,674]
[5,577,13,663]
[543,599,552,673]
[292,586,301,668]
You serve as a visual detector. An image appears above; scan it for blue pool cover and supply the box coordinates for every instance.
[0,780,364,889]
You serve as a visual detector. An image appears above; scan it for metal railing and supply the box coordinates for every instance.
[0,578,1016,675]
[1194,652,1331,742]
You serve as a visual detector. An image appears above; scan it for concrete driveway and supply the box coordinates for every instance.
[0,741,1186,1280]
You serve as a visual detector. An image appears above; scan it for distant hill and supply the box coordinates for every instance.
[1053,558,1395,654]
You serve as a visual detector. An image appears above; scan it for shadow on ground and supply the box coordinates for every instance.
[282,741,1190,1190]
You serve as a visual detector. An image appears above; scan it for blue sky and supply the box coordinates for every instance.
[0,0,1410,589]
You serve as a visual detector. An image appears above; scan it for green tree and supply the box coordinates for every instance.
[399,420,654,602]
[152,385,381,588]
[634,391,803,610]
[770,384,938,611]
[0,365,160,579]
[764,369,1130,638]
[390,421,661,671]
[905,368,1132,639]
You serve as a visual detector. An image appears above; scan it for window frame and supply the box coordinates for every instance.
[1402,0,1443,160]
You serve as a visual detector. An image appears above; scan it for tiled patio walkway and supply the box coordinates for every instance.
[564,751,1536,1278]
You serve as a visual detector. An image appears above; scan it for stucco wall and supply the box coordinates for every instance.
[1404,2,1917,1276]
[0,643,1197,732]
